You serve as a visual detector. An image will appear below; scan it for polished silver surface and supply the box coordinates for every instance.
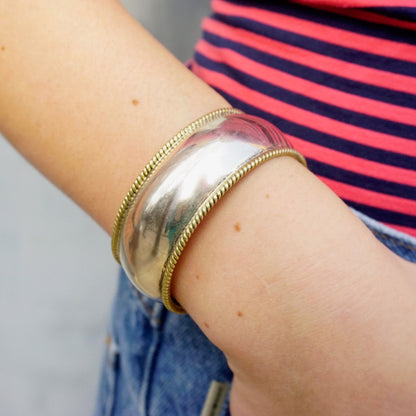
[120,113,296,299]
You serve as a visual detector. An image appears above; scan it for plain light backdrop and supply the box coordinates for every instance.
[0,1,211,414]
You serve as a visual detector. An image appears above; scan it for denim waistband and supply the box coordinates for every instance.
[351,207,416,263]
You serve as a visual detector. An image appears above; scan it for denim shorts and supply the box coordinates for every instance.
[94,208,416,416]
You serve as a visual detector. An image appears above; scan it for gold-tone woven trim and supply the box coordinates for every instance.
[111,108,242,263]
[161,148,307,313]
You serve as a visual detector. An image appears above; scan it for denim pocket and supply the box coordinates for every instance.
[94,270,233,416]
[94,271,165,416]
[93,334,120,416]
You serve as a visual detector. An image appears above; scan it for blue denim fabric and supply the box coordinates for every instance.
[94,208,416,416]
[94,272,232,416]
[351,208,416,264]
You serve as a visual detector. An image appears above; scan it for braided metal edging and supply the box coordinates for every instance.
[111,108,241,263]
[161,148,307,313]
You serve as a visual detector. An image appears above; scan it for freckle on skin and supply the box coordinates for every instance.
[204,322,209,329]
[132,99,139,106]
[196,275,200,280]
[233,222,241,232]
[1,46,5,51]
[265,193,269,199]
[237,311,243,317]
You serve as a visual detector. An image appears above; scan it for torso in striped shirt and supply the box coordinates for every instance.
[190,0,416,237]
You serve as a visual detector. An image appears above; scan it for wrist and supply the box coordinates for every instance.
[172,156,416,413]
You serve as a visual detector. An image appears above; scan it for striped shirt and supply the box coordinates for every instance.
[190,0,416,237]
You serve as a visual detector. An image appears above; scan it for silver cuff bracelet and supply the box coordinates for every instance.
[115,110,307,313]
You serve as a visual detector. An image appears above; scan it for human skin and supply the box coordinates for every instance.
[1,1,415,415]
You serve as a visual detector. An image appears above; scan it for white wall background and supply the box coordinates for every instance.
[0,1,211,415]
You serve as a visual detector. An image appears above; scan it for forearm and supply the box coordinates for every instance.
[0,0,228,232]
[174,157,416,414]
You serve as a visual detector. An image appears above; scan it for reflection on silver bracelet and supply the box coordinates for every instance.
[115,110,307,313]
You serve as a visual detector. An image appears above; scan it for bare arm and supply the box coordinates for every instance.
[174,157,416,415]
[0,0,228,231]
[1,1,415,415]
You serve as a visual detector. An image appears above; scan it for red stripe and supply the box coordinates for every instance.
[382,223,416,238]
[198,39,416,126]
[192,63,416,157]
[213,0,416,63]
[203,18,416,95]
[286,135,416,187]
[320,177,416,217]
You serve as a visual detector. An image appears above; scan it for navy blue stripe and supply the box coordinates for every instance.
[196,52,416,140]
[368,7,416,23]
[213,12,416,76]
[223,0,416,43]
[346,201,416,228]
[203,31,416,109]
[202,87,416,187]
[307,159,416,200]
